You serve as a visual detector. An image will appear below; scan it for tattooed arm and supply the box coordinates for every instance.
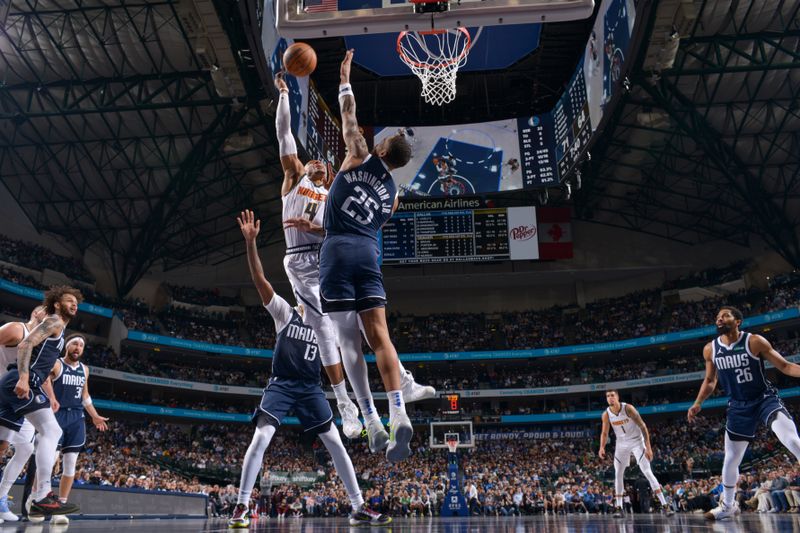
[625,404,654,461]
[339,50,369,171]
[15,316,62,399]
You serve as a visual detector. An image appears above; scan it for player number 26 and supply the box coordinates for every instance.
[735,367,753,384]
[342,185,380,225]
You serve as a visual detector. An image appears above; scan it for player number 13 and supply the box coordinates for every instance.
[303,344,318,361]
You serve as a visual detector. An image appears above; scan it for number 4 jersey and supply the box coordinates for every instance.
[713,331,776,401]
[264,294,322,382]
[282,175,327,254]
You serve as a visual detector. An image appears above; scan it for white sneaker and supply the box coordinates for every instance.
[51,514,70,524]
[337,399,363,440]
[704,501,739,521]
[401,371,436,403]
[386,412,413,463]
[365,419,389,454]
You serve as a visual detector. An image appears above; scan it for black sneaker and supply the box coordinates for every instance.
[30,493,79,516]
[350,504,392,526]
[228,503,250,528]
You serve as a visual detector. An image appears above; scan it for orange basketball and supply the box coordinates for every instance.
[283,42,317,77]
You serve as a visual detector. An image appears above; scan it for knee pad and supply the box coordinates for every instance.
[62,452,79,477]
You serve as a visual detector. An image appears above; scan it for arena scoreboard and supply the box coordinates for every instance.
[440,393,461,416]
[381,205,539,264]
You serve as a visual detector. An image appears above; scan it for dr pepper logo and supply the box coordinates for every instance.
[509,225,537,241]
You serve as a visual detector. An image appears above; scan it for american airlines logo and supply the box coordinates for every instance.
[509,225,537,241]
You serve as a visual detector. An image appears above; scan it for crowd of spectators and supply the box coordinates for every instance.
[167,284,240,307]
[0,233,94,283]
[6,411,792,519]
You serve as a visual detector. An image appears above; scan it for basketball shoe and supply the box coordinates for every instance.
[30,493,78,516]
[704,500,739,521]
[365,418,389,453]
[228,503,250,528]
[386,412,413,462]
[349,504,392,526]
[338,399,363,440]
[0,495,18,521]
[401,371,436,403]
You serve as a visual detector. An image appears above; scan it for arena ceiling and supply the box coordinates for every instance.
[0,0,798,297]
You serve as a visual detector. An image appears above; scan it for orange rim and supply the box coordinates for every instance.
[397,27,471,69]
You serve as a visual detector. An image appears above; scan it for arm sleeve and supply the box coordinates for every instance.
[264,294,293,332]
[276,92,297,158]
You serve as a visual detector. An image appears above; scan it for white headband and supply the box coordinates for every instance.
[65,336,86,349]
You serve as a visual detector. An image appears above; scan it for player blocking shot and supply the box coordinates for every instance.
[599,390,672,517]
[274,68,435,452]
[319,49,416,462]
[688,306,800,521]
[229,210,390,528]
[0,286,83,517]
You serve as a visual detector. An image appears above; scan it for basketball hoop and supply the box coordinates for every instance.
[445,434,460,454]
[397,27,471,106]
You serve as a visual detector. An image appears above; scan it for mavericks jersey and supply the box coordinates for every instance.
[324,155,397,240]
[53,358,86,410]
[29,320,64,387]
[266,294,321,382]
[607,403,643,443]
[0,323,29,376]
[712,331,774,402]
[283,175,327,253]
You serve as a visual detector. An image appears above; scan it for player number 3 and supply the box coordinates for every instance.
[342,185,379,225]
[735,367,753,384]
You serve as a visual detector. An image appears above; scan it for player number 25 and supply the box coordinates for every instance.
[735,367,753,384]
[342,185,379,225]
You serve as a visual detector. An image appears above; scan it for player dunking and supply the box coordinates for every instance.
[274,70,434,451]
[688,306,800,520]
[599,390,672,517]
[0,306,46,522]
[0,286,82,517]
[319,50,415,462]
[45,334,109,524]
[228,210,390,528]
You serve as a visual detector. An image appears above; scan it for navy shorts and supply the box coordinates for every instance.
[726,393,790,440]
[319,234,386,313]
[0,370,50,431]
[255,377,333,436]
[56,408,86,453]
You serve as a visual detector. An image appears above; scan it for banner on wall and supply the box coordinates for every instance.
[537,208,573,259]
[475,430,593,440]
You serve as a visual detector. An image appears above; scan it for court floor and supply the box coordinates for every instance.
[0,514,796,532]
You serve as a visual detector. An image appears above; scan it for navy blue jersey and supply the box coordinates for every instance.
[29,325,64,387]
[324,155,397,240]
[53,358,86,410]
[713,332,775,402]
[266,295,321,382]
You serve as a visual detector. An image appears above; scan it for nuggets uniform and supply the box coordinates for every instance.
[282,175,338,365]
[52,358,87,453]
[608,403,647,466]
[320,155,397,313]
[713,331,788,440]
[0,323,64,431]
[0,323,36,443]
[255,294,333,435]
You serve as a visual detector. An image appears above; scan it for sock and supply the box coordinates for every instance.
[237,423,276,505]
[358,397,381,425]
[656,490,667,506]
[332,380,350,404]
[615,496,623,508]
[387,390,406,419]
[25,409,62,501]
[318,427,364,512]
[0,441,34,498]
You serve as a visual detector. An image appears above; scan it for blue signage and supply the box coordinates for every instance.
[0,279,114,318]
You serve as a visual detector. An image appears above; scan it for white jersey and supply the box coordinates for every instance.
[607,403,643,443]
[0,322,30,376]
[282,175,327,254]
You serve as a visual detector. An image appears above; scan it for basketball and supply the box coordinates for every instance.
[283,42,317,77]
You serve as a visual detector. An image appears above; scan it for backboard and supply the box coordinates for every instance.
[275,0,595,38]
[430,420,475,449]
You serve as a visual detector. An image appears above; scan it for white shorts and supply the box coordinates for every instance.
[614,438,647,467]
[9,418,35,447]
[284,253,339,366]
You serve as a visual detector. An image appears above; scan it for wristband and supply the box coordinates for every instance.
[82,396,93,407]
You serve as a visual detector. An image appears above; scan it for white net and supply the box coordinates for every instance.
[397,28,471,106]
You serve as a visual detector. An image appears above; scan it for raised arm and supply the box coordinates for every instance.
[752,334,800,378]
[688,342,718,422]
[338,50,369,170]
[625,404,654,460]
[237,209,275,306]
[275,72,305,196]
[598,411,610,459]
[14,316,62,399]
[82,366,109,430]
